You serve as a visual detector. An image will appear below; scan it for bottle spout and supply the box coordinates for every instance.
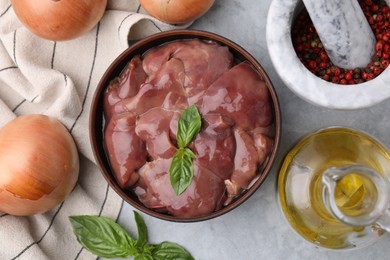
[377,210,390,233]
[322,164,390,230]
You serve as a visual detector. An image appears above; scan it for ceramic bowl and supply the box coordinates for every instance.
[90,30,281,222]
[266,0,390,109]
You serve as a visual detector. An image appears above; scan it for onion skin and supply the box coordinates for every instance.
[0,115,79,216]
[10,0,107,41]
[140,0,215,24]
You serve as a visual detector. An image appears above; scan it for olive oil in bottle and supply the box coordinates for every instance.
[278,127,390,249]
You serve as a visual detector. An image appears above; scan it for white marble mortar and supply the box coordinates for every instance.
[266,0,390,110]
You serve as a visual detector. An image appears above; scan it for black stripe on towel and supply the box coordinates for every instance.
[12,95,39,112]
[150,21,163,32]
[74,181,112,259]
[0,4,11,18]
[98,183,110,216]
[12,99,26,112]
[0,66,18,73]
[70,21,101,132]
[51,41,57,69]
[13,30,17,66]
[118,13,136,37]
[63,74,68,86]
[11,203,65,259]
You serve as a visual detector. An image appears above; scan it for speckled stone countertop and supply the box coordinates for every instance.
[117,0,390,259]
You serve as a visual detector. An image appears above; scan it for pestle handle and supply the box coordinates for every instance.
[302,0,376,69]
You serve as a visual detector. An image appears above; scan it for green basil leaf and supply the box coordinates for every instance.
[169,148,196,195]
[177,105,202,148]
[134,211,148,248]
[69,215,136,258]
[150,241,194,260]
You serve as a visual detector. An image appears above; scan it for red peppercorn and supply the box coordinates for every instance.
[385,31,390,39]
[367,73,375,80]
[333,67,341,76]
[382,6,390,13]
[376,40,384,52]
[345,72,353,81]
[381,59,389,68]
[373,66,382,75]
[332,76,340,84]
[384,43,390,52]
[340,79,348,84]
[319,61,328,68]
[319,51,329,61]
[308,60,317,69]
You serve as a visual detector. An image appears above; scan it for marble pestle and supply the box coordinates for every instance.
[302,0,375,69]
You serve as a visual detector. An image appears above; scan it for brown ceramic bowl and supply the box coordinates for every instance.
[90,30,281,222]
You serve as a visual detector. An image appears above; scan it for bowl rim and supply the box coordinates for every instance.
[89,29,281,222]
[266,0,390,110]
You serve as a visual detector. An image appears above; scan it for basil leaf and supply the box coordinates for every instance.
[151,241,194,260]
[169,147,196,195]
[176,105,202,148]
[134,211,148,248]
[69,215,136,258]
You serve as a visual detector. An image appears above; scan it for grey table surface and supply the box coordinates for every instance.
[117,0,390,259]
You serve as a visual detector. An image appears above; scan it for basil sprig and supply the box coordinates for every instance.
[69,211,194,259]
[169,105,202,195]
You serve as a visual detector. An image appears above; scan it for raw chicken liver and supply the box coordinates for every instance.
[104,39,274,218]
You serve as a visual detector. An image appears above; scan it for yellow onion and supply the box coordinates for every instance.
[11,0,107,41]
[0,115,79,216]
[140,0,215,24]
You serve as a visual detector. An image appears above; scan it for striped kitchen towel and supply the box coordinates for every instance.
[0,0,190,259]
